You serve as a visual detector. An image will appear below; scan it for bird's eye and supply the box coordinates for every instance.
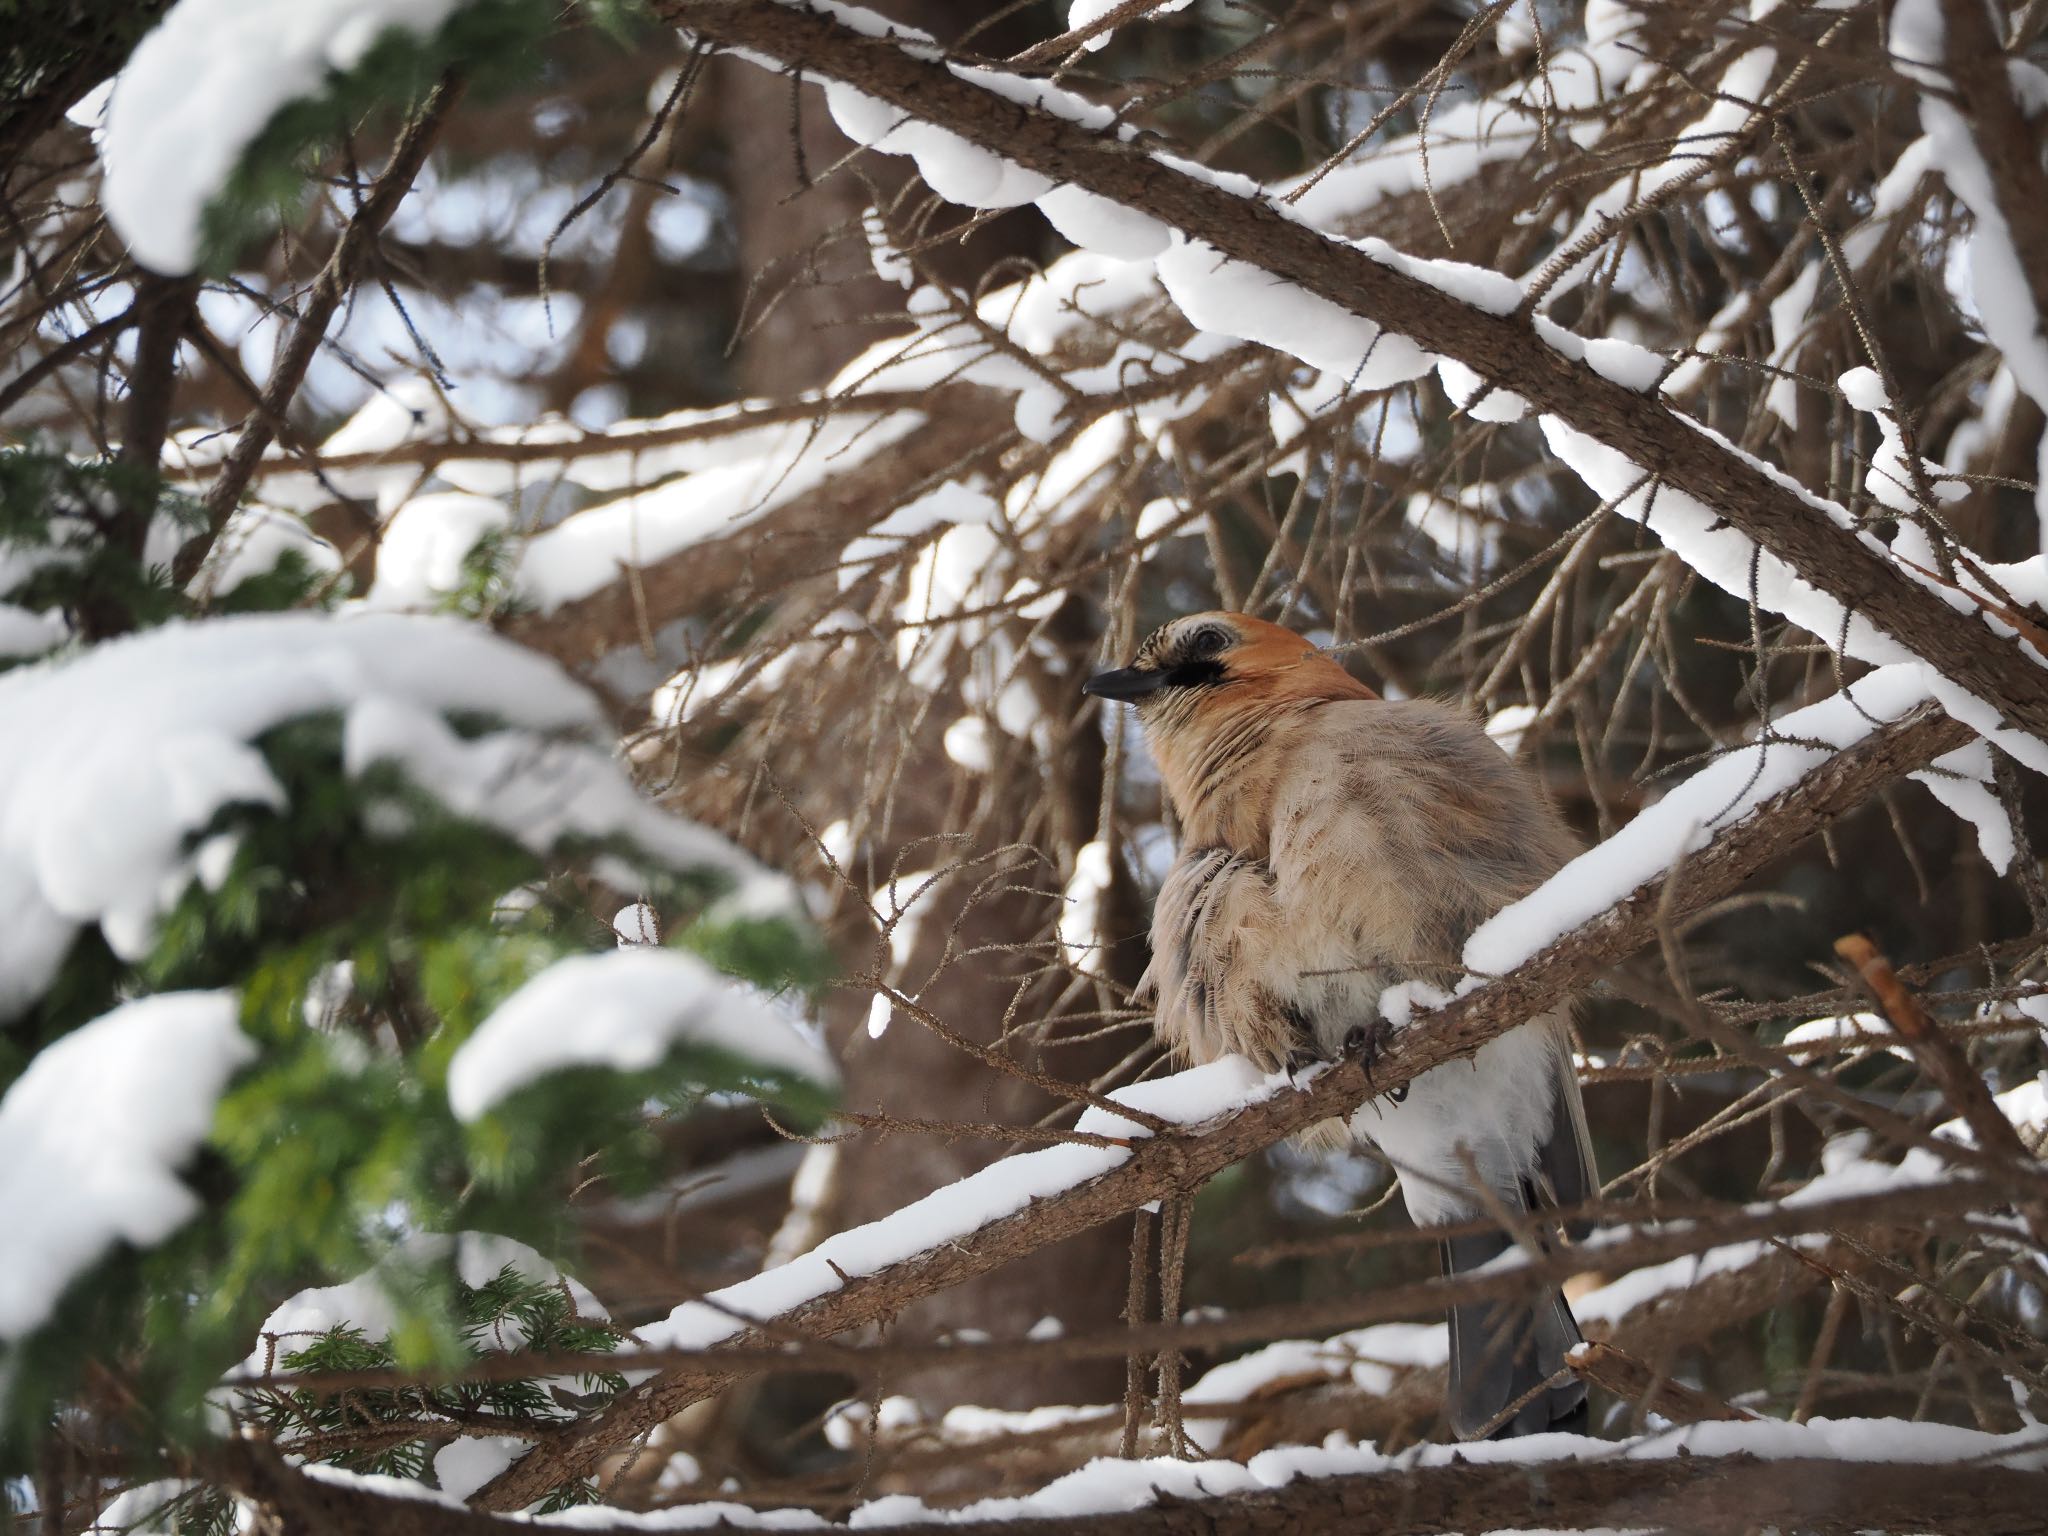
[1185,625,1230,659]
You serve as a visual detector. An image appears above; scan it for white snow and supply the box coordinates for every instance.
[1058,839,1115,976]
[366,493,512,609]
[1280,2,1643,232]
[822,82,1052,208]
[87,1481,201,1534]
[1484,703,1539,756]
[0,612,782,1020]
[1533,413,1988,706]
[1134,498,1191,542]
[823,1394,926,1450]
[839,481,998,590]
[1893,0,2048,544]
[101,0,475,273]
[1463,664,1940,977]
[1909,738,2015,873]
[0,603,70,660]
[1573,1127,1968,1330]
[514,408,922,612]
[1156,238,1434,389]
[1403,490,1500,575]
[1836,369,1969,519]
[1438,357,1529,423]
[1184,1322,1445,1451]
[842,1414,2047,1529]
[651,645,824,730]
[1066,0,1193,53]
[1779,1012,1905,1062]
[242,1231,608,1387]
[0,991,253,1341]
[1736,137,1936,420]
[445,948,836,1122]
[1533,30,1782,306]
[1037,184,1172,260]
[938,1401,1112,1443]
[614,902,661,946]
[861,208,914,289]
[191,505,344,601]
[281,1404,2048,1529]
[435,1436,526,1502]
[943,715,995,773]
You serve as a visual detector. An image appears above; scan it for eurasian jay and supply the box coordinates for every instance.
[1085,610,1595,1440]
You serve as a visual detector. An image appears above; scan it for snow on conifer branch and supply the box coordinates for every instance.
[667,0,2048,771]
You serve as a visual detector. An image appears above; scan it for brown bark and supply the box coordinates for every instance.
[714,49,904,398]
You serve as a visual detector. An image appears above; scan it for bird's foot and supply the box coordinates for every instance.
[1343,1019,1408,1103]
[1342,1019,1383,1075]
[1284,1046,1319,1085]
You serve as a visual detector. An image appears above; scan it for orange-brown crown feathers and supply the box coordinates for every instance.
[1083,612,1377,839]
[1195,613,1379,705]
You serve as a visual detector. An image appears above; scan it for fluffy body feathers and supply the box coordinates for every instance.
[1087,611,1595,1440]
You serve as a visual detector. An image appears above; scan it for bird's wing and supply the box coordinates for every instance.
[1533,1015,1598,1228]
[1148,845,1287,1069]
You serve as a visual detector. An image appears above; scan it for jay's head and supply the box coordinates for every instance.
[1083,612,1375,732]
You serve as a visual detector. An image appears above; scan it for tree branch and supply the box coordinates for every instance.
[0,301,138,422]
[175,75,463,582]
[218,1432,2048,1536]
[504,382,1009,667]
[1934,0,2048,337]
[158,392,935,482]
[660,0,2048,749]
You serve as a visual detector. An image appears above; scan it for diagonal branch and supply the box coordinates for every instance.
[1933,0,2048,334]
[504,382,1009,667]
[469,699,1973,1510]
[659,0,2048,750]
[173,75,463,584]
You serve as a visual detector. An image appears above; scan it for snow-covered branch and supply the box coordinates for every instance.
[663,0,2048,761]
[219,1421,2048,1536]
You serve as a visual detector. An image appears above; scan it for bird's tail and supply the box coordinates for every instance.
[1441,1227,1587,1440]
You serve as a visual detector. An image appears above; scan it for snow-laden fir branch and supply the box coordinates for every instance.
[660,0,2048,770]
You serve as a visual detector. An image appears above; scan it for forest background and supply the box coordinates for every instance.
[8,1,2048,1532]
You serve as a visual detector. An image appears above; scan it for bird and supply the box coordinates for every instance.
[1083,610,1596,1440]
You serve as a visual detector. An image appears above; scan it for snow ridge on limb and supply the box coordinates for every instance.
[224,1417,2048,1535]
[469,693,1973,1510]
[663,0,2048,769]
[1892,0,2048,544]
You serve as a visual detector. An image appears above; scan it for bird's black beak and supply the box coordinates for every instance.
[1083,666,1165,702]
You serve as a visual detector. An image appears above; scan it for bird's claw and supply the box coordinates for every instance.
[1284,1046,1319,1086]
[1343,1019,1407,1104]
[1342,1019,1383,1075]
